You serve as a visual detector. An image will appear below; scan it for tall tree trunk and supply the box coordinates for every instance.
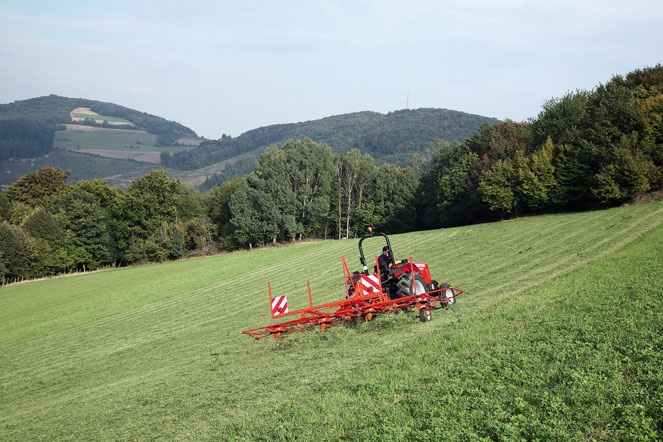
[345,187,352,239]
[336,165,343,240]
[337,191,342,240]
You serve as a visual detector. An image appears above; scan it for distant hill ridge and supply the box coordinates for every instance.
[168,108,502,170]
[0,95,197,165]
[0,95,196,137]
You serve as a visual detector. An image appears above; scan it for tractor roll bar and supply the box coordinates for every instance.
[358,230,394,274]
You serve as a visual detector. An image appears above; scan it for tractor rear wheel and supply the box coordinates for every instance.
[396,272,427,299]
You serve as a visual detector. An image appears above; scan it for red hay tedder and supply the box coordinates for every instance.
[241,228,464,341]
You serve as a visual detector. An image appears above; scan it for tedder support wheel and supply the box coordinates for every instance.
[396,272,427,299]
[419,305,432,322]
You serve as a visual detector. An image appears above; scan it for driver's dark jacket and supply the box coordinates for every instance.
[378,253,392,272]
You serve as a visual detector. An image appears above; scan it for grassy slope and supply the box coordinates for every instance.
[55,128,197,153]
[0,202,662,440]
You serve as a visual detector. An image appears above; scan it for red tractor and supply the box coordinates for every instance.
[347,229,456,314]
[241,229,462,340]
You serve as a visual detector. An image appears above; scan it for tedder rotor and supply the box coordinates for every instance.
[241,228,463,341]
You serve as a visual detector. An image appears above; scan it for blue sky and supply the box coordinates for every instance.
[1,0,662,138]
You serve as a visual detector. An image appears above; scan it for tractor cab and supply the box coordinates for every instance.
[358,227,395,277]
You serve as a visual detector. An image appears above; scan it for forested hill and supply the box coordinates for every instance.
[0,95,196,136]
[167,108,502,170]
[0,95,196,163]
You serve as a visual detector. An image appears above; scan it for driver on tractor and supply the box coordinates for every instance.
[377,246,392,280]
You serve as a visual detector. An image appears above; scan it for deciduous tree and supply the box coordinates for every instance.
[3,167,70,208]
[54,188,110,270]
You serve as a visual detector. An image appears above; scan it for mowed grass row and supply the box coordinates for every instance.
[0,201,662,440]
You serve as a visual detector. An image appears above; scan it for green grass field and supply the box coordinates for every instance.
[54,129,196,153]
[55,130,159,151]
[1,202,662,440]
[72,113,132,124]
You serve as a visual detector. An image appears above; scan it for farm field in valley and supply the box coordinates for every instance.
[53,125,198,164]
[1,202,662,440]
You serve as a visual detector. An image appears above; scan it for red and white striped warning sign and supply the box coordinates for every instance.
[271,295,288,317]
[359,274,381,294]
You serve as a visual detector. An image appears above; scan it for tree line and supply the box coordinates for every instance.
[1,65,661,284]
[415,64,663,228]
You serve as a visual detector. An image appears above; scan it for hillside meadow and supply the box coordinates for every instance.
[52,126,197,166]
[55,127,197,153]
[55,128,159,151]
[1,201,662,440]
